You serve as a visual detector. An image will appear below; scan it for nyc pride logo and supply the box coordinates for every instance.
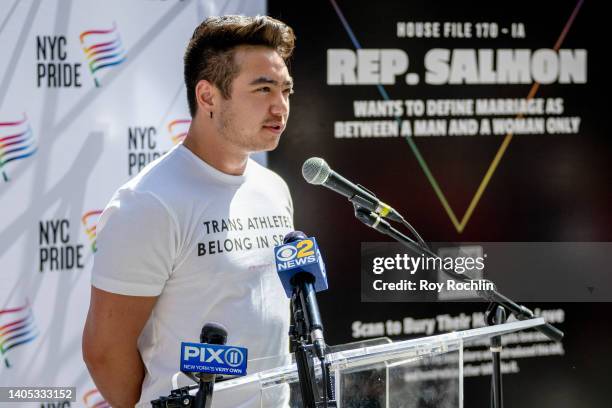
[81,210,103,253]
[79,22,127,87]
[167,118,191,145]
[0,114,37,183]
[0,300,39,369]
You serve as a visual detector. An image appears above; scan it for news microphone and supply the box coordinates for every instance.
[279,232,336,407]
[199,323,227,380]
[194,323,227,408]
[276,231,328,359]
[302,157,405,222]
[274,231,328,297]
[154,325,248,407]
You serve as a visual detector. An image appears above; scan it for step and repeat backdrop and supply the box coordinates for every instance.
[0,0,265,407]
[268,0,610,407]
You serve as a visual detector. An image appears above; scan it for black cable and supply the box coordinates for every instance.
[400,218,427,250]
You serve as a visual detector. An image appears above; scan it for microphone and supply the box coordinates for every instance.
[154,325,248,407]
[194,323,227,408]
[274,231,328,297]
[277,232,335,407]
[276,231,328,359]
[302,157,405,222]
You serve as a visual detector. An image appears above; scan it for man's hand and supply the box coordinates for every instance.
[82,286,158,408]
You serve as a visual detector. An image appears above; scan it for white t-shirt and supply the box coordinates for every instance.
[91,144,294,407]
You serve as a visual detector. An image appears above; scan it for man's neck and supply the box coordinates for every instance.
[182,124,248,176]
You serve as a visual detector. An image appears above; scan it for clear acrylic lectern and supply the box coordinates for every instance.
[199,318,547,407]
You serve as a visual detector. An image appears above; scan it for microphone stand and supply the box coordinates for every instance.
[352,206,564,408]
[193,379,214,408]
[289,273,336,408]
[486,303,507,408]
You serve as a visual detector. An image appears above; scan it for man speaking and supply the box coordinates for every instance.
[82,15,296,407]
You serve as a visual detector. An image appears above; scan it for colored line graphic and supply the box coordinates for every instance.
[0,114,37,183]
[82,210,103,253]
[329,0,584,233]
[0,301,39,368]
[167,118,191,144]
[80,22,127,87]
[83,388,110,408]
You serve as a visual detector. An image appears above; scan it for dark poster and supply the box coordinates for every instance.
[268,1,610,407]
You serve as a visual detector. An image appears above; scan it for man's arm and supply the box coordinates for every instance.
[82,286,158,408]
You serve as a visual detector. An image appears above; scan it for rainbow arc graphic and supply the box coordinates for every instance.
[0,114,37,183]
[83,388,110,408]
[167,119,191,144]
[80,22,127,87]
[82,210,103,253]
[0,300,39,368]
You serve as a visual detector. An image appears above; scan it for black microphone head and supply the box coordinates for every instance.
[302,157,331,185]
[200,322,228,345]
[284,230,307,244]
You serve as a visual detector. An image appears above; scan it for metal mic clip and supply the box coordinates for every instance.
[353,204,383,229]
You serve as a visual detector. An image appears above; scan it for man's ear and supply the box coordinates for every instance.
[195,79,218,116]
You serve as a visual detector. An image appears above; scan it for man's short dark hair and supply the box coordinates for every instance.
[184,15,295,117]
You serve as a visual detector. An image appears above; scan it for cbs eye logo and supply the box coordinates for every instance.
[277,245,298,261]
[276,239,315,261]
